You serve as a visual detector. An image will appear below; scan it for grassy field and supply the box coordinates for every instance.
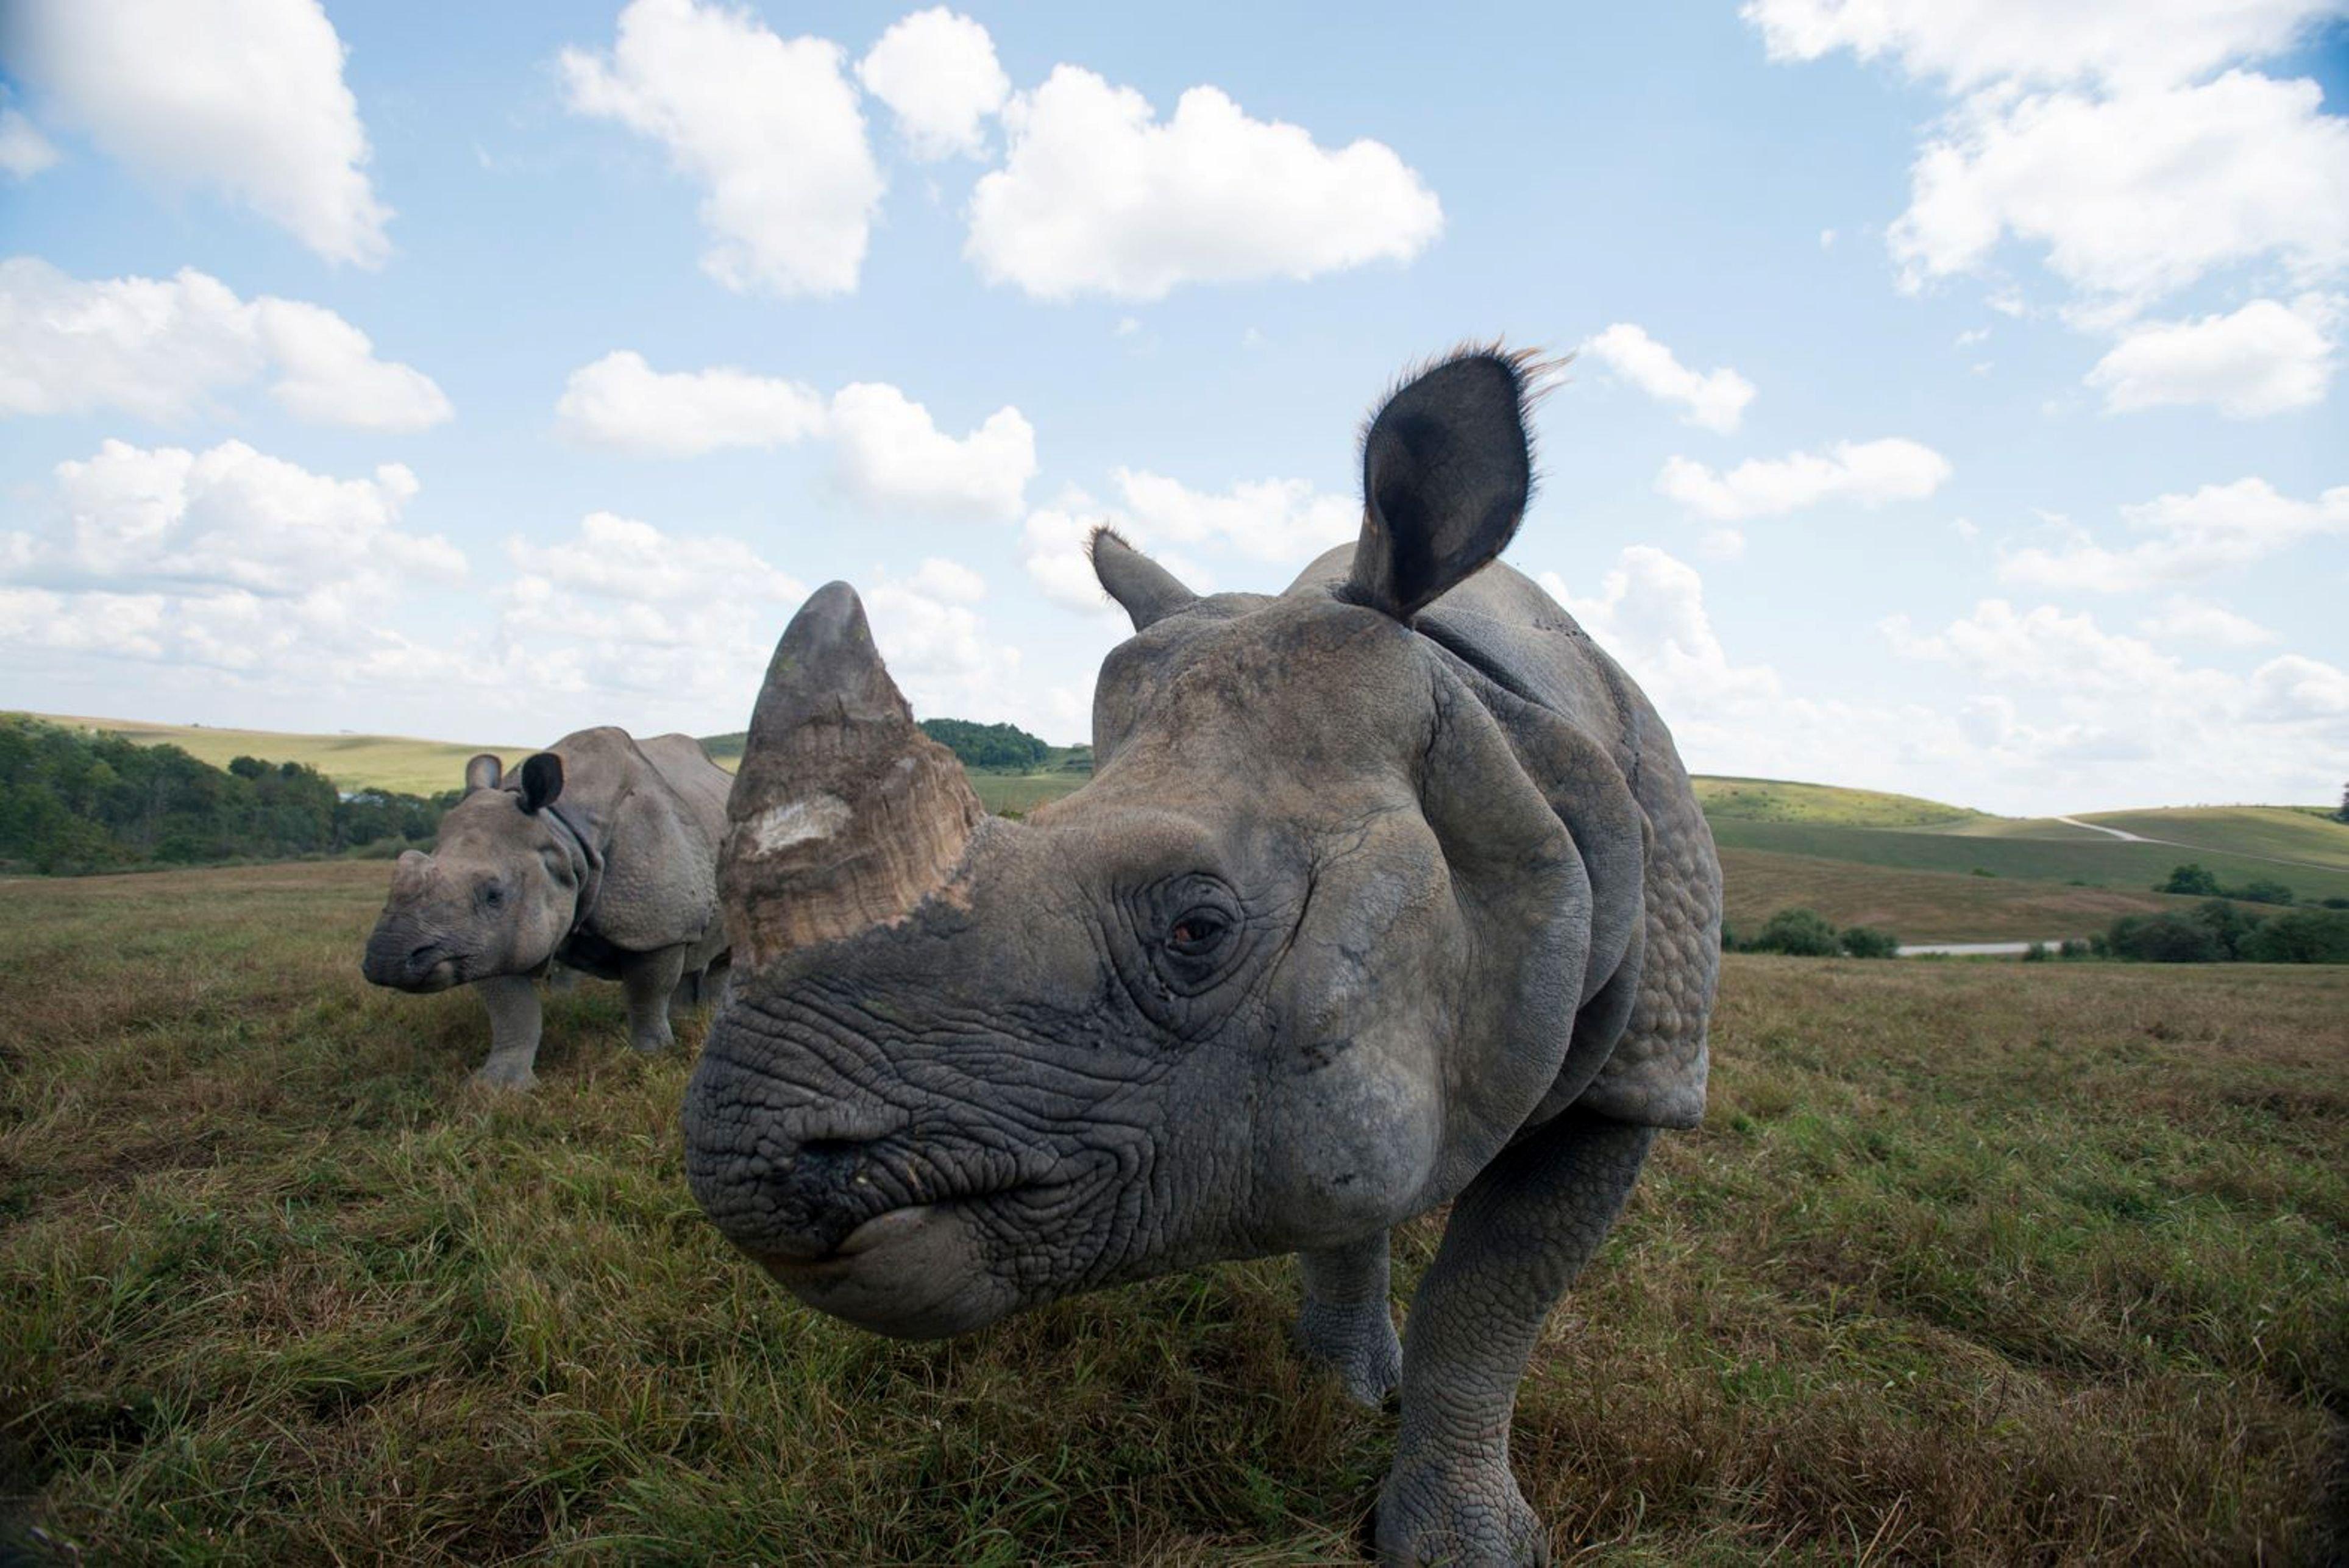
[1709,817,2349,904]
[1719,848,2211,942]
[1692,776,1983,828]
[3,862,2342,1564]
[37,714,535,799]
[2078,806,2349,871]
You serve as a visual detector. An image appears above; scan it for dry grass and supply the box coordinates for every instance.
[1721,846,2211,942]
[2,862,2343,1564]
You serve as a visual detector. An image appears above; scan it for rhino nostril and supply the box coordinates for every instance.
[407,943,439,966]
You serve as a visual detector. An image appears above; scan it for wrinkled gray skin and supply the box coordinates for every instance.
[684,350,1721,1564]
[363,727,731,1089]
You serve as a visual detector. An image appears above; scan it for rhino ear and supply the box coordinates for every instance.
[1089,527,1198,631]
[464,753,503,793]
[518,753,564,814]
[1346,346,1542,621]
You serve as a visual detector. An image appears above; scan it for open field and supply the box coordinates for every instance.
[1719,847,2213,942]
[1709,817,2349,904]
[2077,806,2349,871]
[3,861,2342,1564]
[1691,776,1983,828]
[36,714,534,799]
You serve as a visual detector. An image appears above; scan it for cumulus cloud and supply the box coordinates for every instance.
[1656,437,1952,521]
[2135,595,2279,649]
[856,7,1008,161]
[965,65,1442,300]
[2,0,391,264]
[1997,477,2349,592]
[829,382,1036,522]
[1109,469,1357,562]
[555,350,827,456]
[555,351,1036,520]
[1741,0,2340,91]
[0,257,451,430]
[1889,73,2349,311]
[0,439,467,684]
[561,0,882,297]
[2084,294,2339,417]
[1579,324,1756,432]
[0,98,59,179]
[1541,548,1780,713]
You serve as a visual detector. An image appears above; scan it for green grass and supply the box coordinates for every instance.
[1721,847,2222,942]
[2079,806,2349,871]
[1693,776,1985,828]
[3,862,2342,1563]
[35,714,534,798]
[1708,817,2349,904]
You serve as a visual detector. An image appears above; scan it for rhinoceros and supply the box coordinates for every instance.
[683,349,1721,1564]
[362,726,731,1088]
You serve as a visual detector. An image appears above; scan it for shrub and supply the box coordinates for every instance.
[1747,907,1841,957]
[1838,925,1900,959]
[2058,938,2091,959]
[2237,908,2349,964]
[2158,863,2220,896]
[2228,879,2294,906]
[2187,898,2263,960]
[2022,941,2049,962]
[917,718,1050,772]
[2322,896,2349,910]
[2105,912,2223,963]
[1970,867,1997,878]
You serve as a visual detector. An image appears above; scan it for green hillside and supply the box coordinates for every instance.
[40,714,533,798]
[1694,775,1985,828]
[2077,806,2349,870]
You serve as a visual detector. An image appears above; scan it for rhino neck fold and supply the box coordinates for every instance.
[541,798,605,941]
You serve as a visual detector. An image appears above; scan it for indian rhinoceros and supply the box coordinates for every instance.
[682,349,1721,1564]
[362,726,731,1089]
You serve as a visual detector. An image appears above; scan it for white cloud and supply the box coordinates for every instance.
[1998,477,2349,592]
[1579,324,1756,433]
[2136,595,2279,648]
[829,383,1036,522]
[0,99,59,179]
[1110,469,1357,562]
[553,351,1034,520]
[2085,294,2339,417]
[1889,73,2349,311]
[965,65,1442,300]
[508,510,803,607]
[561,0,882,297]
[0,257,450,431]
[2,0,390,264]
[906,555,986,602]
[0,439,468,683]
[1741,0,2341,91]
[556,350,827,456]
[1541,548,1780,714]
[1656,437,1952,521]
[856,7,1008,161]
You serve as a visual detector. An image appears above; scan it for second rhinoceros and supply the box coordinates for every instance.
[362,726,731,1088]
[683,349,1722,1564]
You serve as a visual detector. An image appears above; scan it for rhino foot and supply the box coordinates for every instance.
[1295,1298,1402,1407]
[471,1055,538,1091]
[1374,1455,1548,1567]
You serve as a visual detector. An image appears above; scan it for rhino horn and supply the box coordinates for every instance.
[722,582,986,972]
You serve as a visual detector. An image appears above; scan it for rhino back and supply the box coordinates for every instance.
[547,728,727,959]
[1285,547,1720,1130]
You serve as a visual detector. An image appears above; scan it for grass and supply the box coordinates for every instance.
[1693,776,1984,828]
[1720,848,2217,942]
[1708,817,2349,904]
[35,714,533,798]
[2078,807,2349,872]
[3,862,2343,1564]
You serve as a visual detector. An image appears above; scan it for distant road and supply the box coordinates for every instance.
[2053,815,2338,874]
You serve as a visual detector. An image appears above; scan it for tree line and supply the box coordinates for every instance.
[0,714,453,875]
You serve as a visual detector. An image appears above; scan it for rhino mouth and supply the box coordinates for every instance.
[745,1190,1047,1339]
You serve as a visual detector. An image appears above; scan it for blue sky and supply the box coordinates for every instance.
[2,0,2344,814]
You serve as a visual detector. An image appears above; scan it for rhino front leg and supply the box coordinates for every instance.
[1377,1110,1655,1567]
[1296,1233,1402,1407]
[619,945,688,1054]
[472,973,543,1090]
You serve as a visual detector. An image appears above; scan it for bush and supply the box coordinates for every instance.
[2058,938,2091,959]
[2228,879,2295,906]
[1747,907,1842,957]
[2158,863,2220,896]
[2322,896,2349,910]
[2236,908,2349,964]
[2105,912,2224,963]
[2022,941,2049,962]
[1838,925,1900,959]
[917,718,1050,772]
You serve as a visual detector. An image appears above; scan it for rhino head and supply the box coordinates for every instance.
[683,349,1638,1339]
[361,751,590,993]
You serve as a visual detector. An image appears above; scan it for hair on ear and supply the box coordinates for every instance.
[1345,343,1563,622]
[1089,525,1201,632]
[518,752,564,814]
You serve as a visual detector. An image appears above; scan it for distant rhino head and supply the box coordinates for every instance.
[361,751,589,992]
[683,350,1646,1338]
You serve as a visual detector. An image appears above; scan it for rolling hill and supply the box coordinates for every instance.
[28,712,2347,935]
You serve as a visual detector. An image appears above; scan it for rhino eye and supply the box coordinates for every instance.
[480,883,504,909]
[1167,909,1230,956]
